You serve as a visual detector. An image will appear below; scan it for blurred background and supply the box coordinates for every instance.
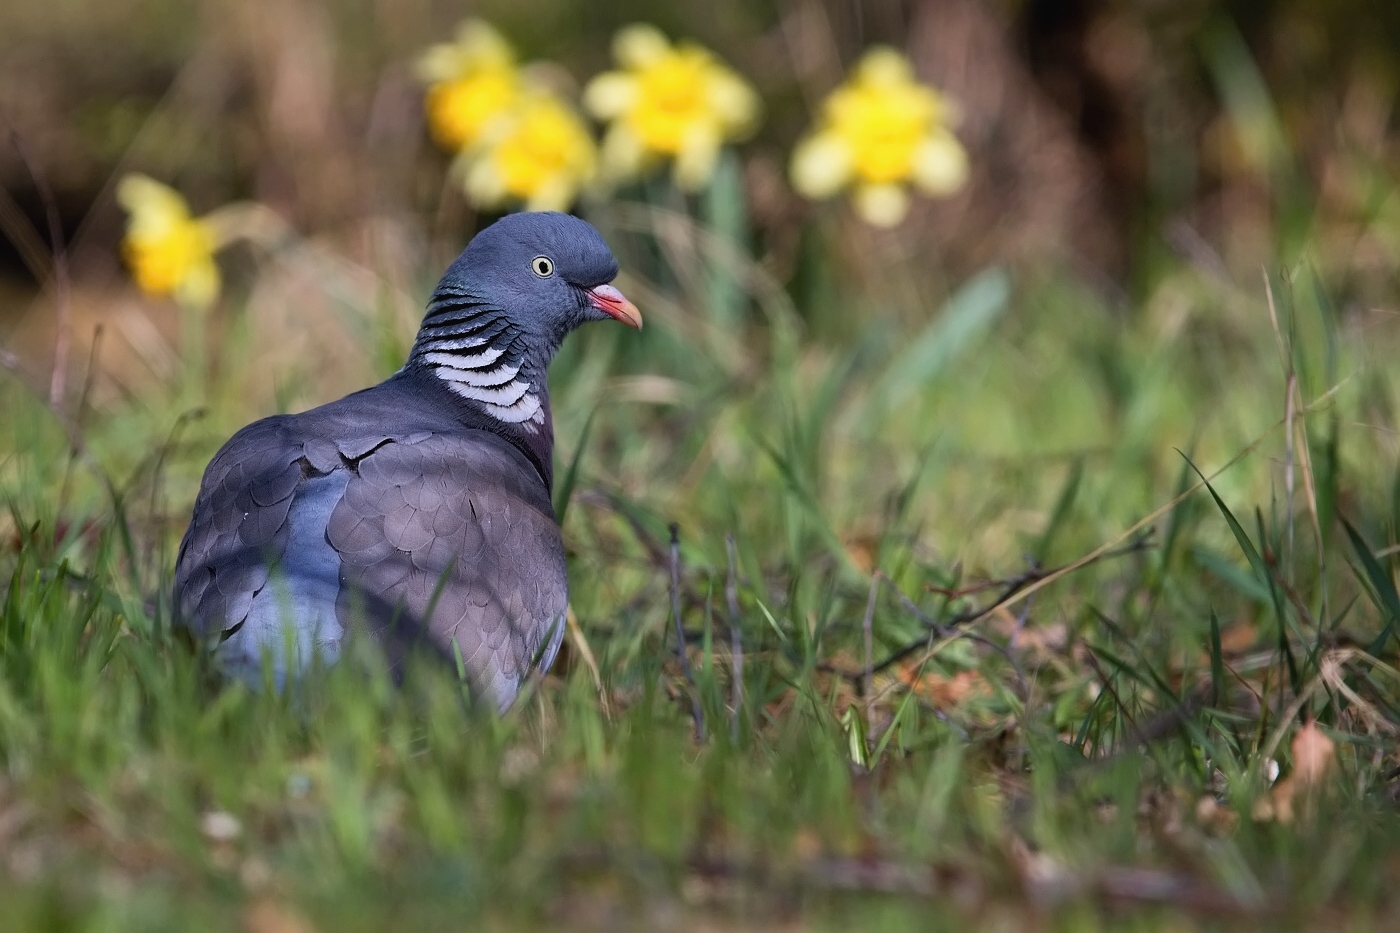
[3,0,1399,399]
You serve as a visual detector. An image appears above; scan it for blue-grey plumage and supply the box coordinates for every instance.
[172,212,641,710]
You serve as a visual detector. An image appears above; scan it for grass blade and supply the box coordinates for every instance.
[553,406,597,526]
[874,267,1010,411]
[1340,516,1400,654]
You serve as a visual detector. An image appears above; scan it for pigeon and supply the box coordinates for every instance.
[172,211,641,710]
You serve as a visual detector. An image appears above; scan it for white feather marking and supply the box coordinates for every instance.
[423,345,504,368]
[441,376,531,407]
[426,356,522,388]
[454,386,543,424]
[428,334,490,352]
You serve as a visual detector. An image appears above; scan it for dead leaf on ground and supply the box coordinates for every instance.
[1194,795,1239,835]
[1254,720,1337,824]
[244,900,317,933]
[1292,720,1336,788]
[897,669,989,707]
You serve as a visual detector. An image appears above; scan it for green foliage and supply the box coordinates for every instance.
[5,195,1400,928]
[6,8,1400,928]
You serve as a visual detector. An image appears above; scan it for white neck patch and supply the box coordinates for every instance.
[429,349,545,430]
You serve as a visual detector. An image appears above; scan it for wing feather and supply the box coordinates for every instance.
[174,418,303,638]
[327,430,567,709]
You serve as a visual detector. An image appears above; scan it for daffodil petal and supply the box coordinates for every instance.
[416,19,514,82]
[525,175,576,212]
[858,46,914,86]
[708,72,760,135]
[614,23,670,68]
[790,132,853,199]
[600,123,647,179]
[911,133,969,195]
[415,45,463,83]
[674,125,721,191]
[583,72,638,119]
[463,154,507,207]
[456,19,513,65]
[854,183,909,227]
[117,175,191,234]
[176,259,220,311]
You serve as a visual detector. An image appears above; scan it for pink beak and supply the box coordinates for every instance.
[587,283,642,329]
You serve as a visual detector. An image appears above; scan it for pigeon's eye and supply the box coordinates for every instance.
[531,256,554,277]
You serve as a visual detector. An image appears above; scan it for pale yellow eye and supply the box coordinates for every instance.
[531,256,554,277]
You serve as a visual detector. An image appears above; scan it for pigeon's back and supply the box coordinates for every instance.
[173,373,568,709]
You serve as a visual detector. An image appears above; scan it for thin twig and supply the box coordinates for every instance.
[865,534,1154,676]
[0,182,53,282]
[5,125,73,408]
[820,572,1035,704]
[1262,269,1297,580]
[566,606,612,720]
[144,404,203,583]
[669,523,705,741]
[56,324,104,524]
[725,534,743,741]
[1266,272,1328,627]
[861,572,880,721]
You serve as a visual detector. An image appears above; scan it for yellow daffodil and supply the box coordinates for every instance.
[583,24,759,191]
[790,47,968,228]
[463,92,598,212]
[418,19,521,152]
[116,174,220,308]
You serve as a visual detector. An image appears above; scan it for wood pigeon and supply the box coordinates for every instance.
[172,212,641,710]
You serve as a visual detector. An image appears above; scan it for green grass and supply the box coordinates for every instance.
[4,202,1400,931]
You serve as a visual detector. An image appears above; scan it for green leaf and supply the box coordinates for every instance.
[553,406,596,526]
[1340,516,1400,655]
[1182,453,1298,692]
[841,704,869,769]
[1035,458,1083,563]
[1209,608,1225,708]
[875,267,1011,411]
[702,149,749,333]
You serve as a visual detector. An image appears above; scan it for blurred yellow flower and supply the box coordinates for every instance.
[464,92,597,212]
[418,19,521,152]
[790,47,968,228]
[416,20,597,210]
[116,174,220,308]
[583,24,759,191]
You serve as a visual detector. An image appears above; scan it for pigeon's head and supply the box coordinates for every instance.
[438,211,641,346]
[411,212,640,431]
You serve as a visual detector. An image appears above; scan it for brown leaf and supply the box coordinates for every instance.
[790,828,824,861]
[1291,720,1336,788]
[244,900,317,933]
[1219,621,1258,653]
[1194,795,1238,835]
[1259,721,1338,824]
[898,669,988,707]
